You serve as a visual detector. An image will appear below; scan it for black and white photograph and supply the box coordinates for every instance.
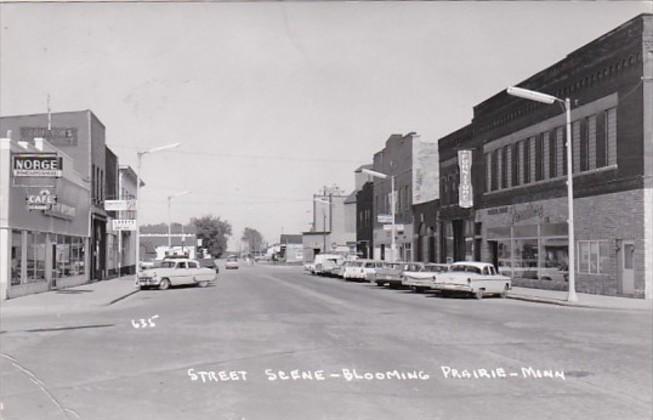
[0,1,652,419]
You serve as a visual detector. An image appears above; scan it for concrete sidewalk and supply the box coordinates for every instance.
[0,275,139,317]
[507,286,653,311]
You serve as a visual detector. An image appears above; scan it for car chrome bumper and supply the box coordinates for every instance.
[402,279,433,288]
[431,283,473,292]
[137,277,160,286]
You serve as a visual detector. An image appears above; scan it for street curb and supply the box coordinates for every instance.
[506,294,652,311]
[106,288,140,306]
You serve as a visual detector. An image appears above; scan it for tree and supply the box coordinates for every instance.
[241,227,264,255]
[191,215,232,258]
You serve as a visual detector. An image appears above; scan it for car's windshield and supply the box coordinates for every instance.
[159,261,176,268]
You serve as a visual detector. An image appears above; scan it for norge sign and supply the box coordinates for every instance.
[12,154,63,177]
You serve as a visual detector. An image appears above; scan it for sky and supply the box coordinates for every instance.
[1,1,651,249]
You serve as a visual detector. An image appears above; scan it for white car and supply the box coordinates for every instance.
[225,256,239,270]
[402,263,449,292]
[312,254,344,275]
[137,258,217,290]
[432,261,511,299]
[343,260,382,282]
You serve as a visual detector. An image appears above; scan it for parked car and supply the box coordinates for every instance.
[431,261,511,299]
[136,258,217,290]
[374,262,423,288]
[312,254,344,275]
[341,260,368,281]
[402,263,450,292]
[225,255,239,270]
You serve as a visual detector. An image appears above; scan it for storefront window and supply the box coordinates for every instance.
[541,237,569,281]
[513,238,539,279]
[66,236,86,276]
[577,240,609,274]
[26,232,47,283]
[11,230,22,285]
[497,240,511,276]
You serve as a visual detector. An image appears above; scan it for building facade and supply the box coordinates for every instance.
[279,234,303,263]
[303,187,356,262]
[117,164,140,275]
[0,110,111,281]
[472,13,652,298]
[356,181,374,259]
[438,124,483,264]
[0,136,91,300]
[413,199,440,263]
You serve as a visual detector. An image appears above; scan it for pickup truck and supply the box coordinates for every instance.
[137,258,217,290]
[431,261,511,299]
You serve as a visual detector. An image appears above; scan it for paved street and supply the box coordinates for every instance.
[1,264,651,420]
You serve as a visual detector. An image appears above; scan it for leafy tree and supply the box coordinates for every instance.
[191,215,232,258]
[242,227,264,254]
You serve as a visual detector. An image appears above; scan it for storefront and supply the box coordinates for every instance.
[0,137,91,300]
[479,190,648,297]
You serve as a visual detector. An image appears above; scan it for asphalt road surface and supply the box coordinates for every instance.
[1,264,651,420]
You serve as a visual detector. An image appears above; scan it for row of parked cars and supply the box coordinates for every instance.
[304,255,511,300]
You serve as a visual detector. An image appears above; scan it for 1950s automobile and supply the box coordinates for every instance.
[431,261,511,299]
[401,263,450,292]
[137,258,218,290]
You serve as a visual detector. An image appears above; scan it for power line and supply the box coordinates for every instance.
[108,144,366,165]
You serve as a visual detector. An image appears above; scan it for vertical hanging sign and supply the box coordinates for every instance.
[458,150,473,208]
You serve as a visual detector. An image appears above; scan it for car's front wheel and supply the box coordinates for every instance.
[197,281,209,288]
[159,278,171,290]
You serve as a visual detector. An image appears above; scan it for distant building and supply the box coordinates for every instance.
[279,234,303,263]
[372,132,437,261]
[303,186,356,262]
[117,164,142,275]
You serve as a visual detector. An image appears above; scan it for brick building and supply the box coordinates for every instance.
[0,111,112,281]
[438,124,483,264]
[470,13,652,298]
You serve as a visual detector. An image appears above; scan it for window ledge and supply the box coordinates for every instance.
[484,164,618,196]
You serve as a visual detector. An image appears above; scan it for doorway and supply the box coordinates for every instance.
[620,241,635,295]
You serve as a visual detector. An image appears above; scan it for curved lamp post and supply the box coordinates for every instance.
[135,142,180,276]
[361,168,396,263]
[506,86,577,303]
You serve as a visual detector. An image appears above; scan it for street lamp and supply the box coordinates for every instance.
[506,86,577,303]
[135,142,180,277]
[167,191,190,248]
[314,197,330,253]
[361,168,396,262]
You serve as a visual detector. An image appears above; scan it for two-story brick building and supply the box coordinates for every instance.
[471,13,652,298]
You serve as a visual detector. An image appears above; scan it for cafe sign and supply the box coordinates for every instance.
[26,189,57,210]
[458,150,473,209]
[12,154,63,177]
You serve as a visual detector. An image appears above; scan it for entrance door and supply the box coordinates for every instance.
[621,241,635,295]
[488,241,499,270]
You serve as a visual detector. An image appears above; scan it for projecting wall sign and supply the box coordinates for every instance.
[12,154,63,177]
[25,189,57,210]
[457,150,473,209]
